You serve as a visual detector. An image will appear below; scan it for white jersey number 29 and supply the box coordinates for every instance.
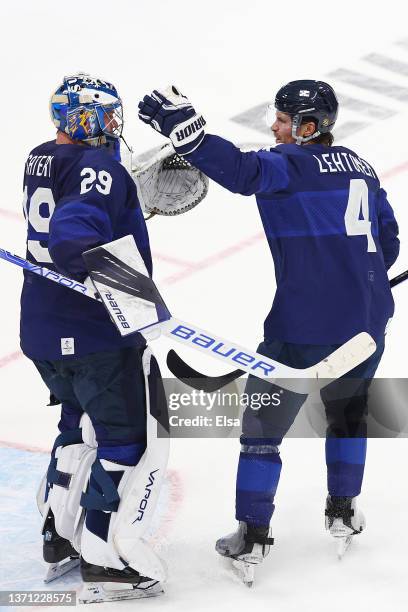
[344,178,376,252]
[80,168,112,195]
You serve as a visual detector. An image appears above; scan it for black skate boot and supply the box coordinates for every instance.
[216,522,274,586]
[42,510,79,582]
[325,496,365,559]
[78,558,164,603]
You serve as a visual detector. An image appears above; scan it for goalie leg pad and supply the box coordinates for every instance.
[79,347,170,582]
[38,417,97,544]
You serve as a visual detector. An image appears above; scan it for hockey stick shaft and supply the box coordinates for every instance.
[390,269,408,288]
[0,247,288,381]
[0,248,289,380]
[170,269,407,389]
[3,245,403,294]
[0,245,375,391]
[0,248,92,296]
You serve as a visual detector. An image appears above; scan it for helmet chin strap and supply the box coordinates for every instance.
[291,114,320,145]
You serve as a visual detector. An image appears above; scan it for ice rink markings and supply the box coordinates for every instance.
[231,38,408,141]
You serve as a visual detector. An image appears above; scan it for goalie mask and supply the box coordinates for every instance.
[50,72,124,150]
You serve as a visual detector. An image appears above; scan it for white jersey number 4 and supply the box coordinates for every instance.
[344,178,376,252]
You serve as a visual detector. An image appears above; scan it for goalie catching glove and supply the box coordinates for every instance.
[138,86,206,155]
[130,143,208,217]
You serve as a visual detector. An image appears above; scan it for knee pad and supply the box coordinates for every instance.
[37,414,97,544]
[79,347,170,582]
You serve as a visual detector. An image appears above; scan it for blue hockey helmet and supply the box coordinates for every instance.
[266,80,338,144]
[50,73,123,147]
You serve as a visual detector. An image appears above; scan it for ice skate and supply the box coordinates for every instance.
[325,496,365,559]
[216,521,273,587]
[42,510,79,583]
[77,558,164,604]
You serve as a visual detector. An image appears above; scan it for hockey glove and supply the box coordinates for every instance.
[138,85,206,155]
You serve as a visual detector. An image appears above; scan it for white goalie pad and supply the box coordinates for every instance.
[38,414,97,543]
[130,143,209,217]
[113,347,170,580]
[79,347,170,582]
[49,444,96,542]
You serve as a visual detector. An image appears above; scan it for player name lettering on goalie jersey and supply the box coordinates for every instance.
[312,152,377,178]
[25,154,54,178]
[171,324,275,375]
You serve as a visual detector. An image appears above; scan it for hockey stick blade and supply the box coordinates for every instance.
[167,349,244,392]
[168,270,406,391]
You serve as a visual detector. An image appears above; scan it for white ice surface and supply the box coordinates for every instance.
[1,1,408,610]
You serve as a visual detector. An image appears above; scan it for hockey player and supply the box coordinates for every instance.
[21,73,167,602]
[138,81,400,580]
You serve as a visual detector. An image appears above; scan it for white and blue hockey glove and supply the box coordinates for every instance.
[138,85,206,156]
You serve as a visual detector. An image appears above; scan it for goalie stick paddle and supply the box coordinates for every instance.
[0,239,376,393]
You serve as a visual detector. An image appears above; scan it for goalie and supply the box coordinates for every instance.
[19,73,201,604]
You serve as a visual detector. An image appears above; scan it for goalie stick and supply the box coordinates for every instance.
[167,268,408,390]
[0,239,376,393]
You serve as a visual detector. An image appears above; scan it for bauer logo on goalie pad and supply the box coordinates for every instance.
[170,324,276,376]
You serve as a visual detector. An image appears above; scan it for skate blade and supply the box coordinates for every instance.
[44,557,80,583]
[78,580,164,604]
[232,560,255,587]
[336,535,353,560]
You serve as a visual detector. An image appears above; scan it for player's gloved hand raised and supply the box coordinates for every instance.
[138,85,206,156]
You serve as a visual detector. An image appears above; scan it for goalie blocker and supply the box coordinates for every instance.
[82,235,377,393]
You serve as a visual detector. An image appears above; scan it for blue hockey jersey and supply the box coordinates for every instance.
[20,141,152,360]
[186,136,399,344]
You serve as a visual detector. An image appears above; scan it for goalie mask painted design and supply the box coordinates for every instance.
[50,73,124,149]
